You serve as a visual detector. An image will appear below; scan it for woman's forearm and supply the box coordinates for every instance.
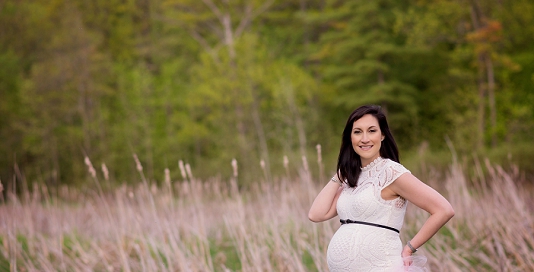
[308,181,341,222]
[408,208,455,250]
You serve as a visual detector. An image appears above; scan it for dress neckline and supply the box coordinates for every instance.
[361,157,383,171]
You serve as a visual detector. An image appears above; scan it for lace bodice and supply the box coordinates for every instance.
[336,157,411,232]
[327,157,427,271]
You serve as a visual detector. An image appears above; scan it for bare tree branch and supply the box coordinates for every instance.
[235,0,275,38]
[189,29,221,64]
[205,21,224,41]
[201,0,225,25]
[234,4,253,39]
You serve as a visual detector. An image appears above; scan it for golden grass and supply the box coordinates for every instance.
[0,157,533,271]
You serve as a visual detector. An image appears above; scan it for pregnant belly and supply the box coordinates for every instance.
[327,224,403,271]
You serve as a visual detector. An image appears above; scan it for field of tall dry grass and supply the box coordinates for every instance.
[1,155,533,272]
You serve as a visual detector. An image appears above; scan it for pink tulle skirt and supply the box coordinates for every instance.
[400,255,428,272]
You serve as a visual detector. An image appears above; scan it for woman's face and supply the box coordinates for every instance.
[351,114,385,167]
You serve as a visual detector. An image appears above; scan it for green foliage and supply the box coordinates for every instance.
[301,249,319,272]
[305,0,424,147]
[1,0,533,187]
[0,247,8,272]
[0,51,22,178]
[185,33,322,180]
[209,238,241,271]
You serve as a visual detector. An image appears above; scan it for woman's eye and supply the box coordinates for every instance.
[353,131,361,134]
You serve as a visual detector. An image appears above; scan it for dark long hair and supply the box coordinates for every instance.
[336,105,399,187]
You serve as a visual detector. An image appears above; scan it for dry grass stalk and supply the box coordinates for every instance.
[0,158,532,271]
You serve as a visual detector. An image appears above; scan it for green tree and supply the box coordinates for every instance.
[185,34,321,180]
[396,0,533,152]
[306,0,422,147]
[17,0,116,185]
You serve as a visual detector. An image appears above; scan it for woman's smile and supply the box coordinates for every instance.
[358,144,373,151]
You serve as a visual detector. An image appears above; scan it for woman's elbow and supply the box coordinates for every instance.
[444,204,455,220]
[308,211,323,223]
[308,212,319,222]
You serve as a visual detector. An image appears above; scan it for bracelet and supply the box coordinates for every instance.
[330,175,343,186]
[407,241,417,253]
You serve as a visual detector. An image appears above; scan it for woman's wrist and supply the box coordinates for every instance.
[330,175,343,186]
[406,240,418,253]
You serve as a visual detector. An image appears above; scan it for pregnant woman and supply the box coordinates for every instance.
[309,105,454,271]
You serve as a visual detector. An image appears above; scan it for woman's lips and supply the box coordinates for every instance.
[359,145,373,151]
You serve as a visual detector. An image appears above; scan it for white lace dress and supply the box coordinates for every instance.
[327,157,426,272]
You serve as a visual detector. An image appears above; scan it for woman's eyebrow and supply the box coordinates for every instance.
[353,125,377,130]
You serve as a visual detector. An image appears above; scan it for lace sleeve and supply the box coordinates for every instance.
[380,160,411,188]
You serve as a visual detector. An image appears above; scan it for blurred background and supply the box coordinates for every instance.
[1,0,534,189]
[2,1,534,271]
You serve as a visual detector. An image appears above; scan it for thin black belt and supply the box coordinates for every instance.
[340,219,399,233]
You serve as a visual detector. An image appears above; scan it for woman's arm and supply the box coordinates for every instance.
[387,173,455,257]
[308,180,343,222]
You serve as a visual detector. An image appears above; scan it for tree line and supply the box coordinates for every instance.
[1,0,533,188]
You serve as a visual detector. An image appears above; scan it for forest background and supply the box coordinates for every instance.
[1,0,534,189]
